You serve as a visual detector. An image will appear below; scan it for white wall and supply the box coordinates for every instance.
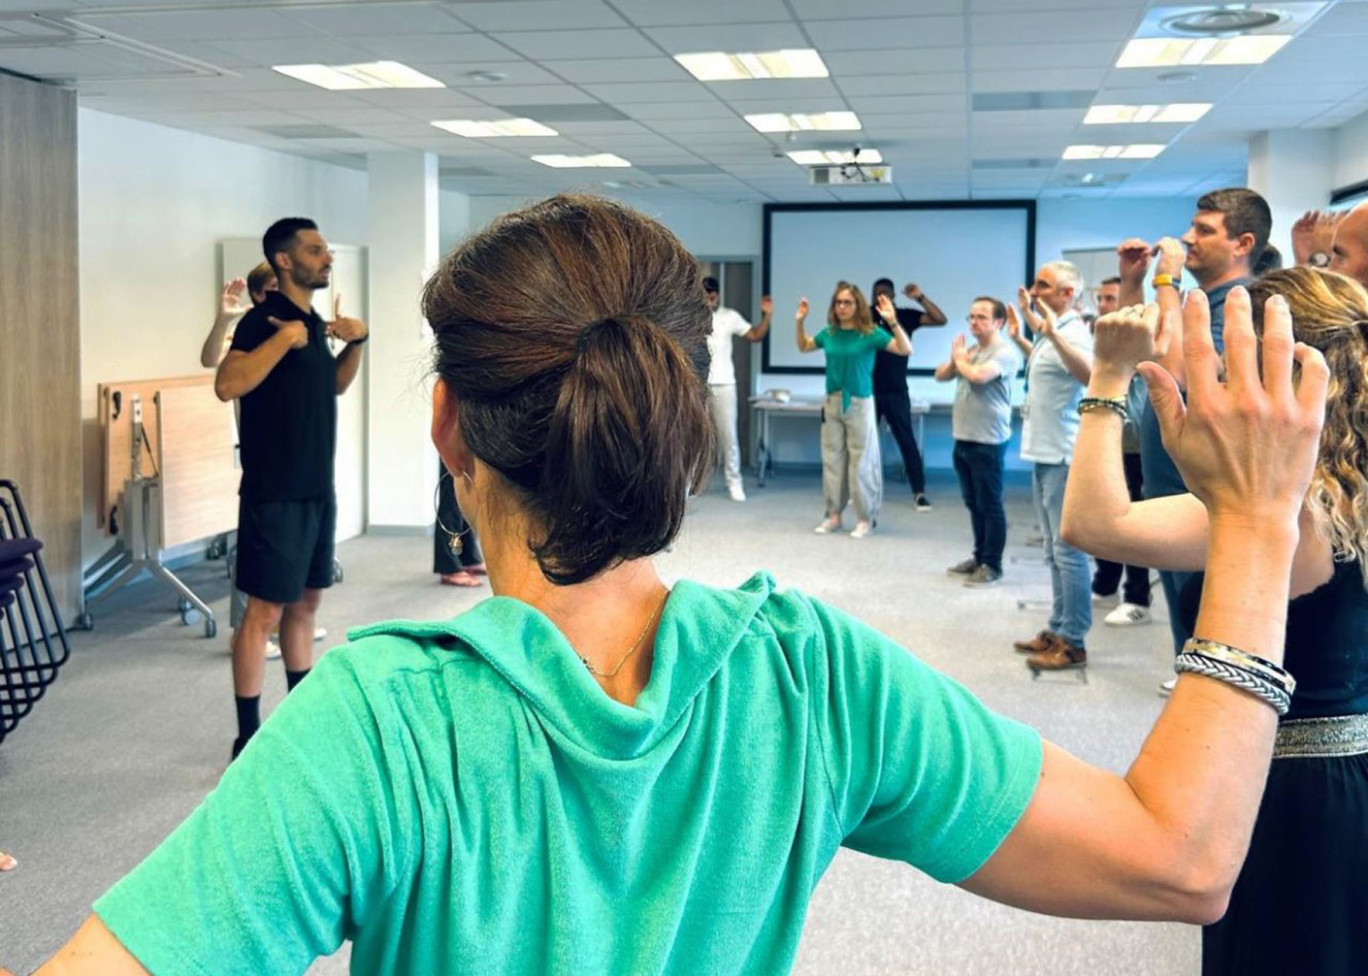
[1333,107,1368,191]
[78,108,369,569]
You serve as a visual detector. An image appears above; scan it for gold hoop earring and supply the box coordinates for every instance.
[433,477,470,556]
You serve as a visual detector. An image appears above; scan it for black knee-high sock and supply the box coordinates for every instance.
[233,694,261,759]
[286,668,311,692]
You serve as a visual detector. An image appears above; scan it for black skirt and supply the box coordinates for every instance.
[1203,749,1368,975]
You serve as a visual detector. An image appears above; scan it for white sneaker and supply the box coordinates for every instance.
[1105,602,1151,626]
[313,627,327,643]
[1158,677,1176,697]
[264,639,282,660]
[850,521,873,539]
[728,484,746,502]
[814,517,841,534]
[1091,590,1120,608]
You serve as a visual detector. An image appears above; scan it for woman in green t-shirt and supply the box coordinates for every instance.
[25,196,1331,976]
[796,282,911,538]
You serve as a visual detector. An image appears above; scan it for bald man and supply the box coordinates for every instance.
[1331,202,1368,286]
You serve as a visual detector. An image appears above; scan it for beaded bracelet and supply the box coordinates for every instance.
[1077,396,1129,420]
[1184,638,1296,696]
[1174,652,1292,716]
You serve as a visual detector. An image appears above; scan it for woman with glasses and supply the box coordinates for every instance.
[795,282,912,538]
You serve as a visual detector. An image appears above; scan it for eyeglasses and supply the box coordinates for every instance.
[966,314,996,323]
[834,298,856,307]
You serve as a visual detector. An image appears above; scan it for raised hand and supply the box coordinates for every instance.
[951,333,969,364]
[1093,304,1157,379]
[326,314,368,344]
[1006,304,1022,340]
[875,293,897,324]
[267,315,309,350]
[1153,236,1186,279]
[1117,238,1153,285]
[759,295,773,316]
[1138,288,1328,524]
[1017,286,1055,337]
[903,282,923,301]
[796,298,810,321]
[220,278,250,317]
[333,292,343,320]
[1291,210,1342,265]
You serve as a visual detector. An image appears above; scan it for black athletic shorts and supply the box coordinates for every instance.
[235,492,336,605]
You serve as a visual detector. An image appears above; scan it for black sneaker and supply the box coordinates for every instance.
[946,557,978,576]
[963,565,1003,587]
[915,494,932,512]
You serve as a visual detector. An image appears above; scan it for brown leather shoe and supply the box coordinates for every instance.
[1026,639,1087,671]
[1013,630,1058,654]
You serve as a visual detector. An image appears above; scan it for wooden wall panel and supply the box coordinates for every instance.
[0,73,82,620]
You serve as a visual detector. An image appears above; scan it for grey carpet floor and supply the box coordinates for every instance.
[0,472,1195,974]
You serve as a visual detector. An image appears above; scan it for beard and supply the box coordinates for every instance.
[291,265,330,290]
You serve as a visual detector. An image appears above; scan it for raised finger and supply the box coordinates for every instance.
[1258,294,1295,399]
[1181,289,1220,401]
[1221,287,1259,394]
[1292,342,1330,417]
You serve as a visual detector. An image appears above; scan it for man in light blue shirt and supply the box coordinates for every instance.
[1011,262,1094,671]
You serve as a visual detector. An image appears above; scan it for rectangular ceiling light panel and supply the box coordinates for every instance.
[273,61,445,90]
[532,153,632,168]
[675,49,829,82]
[787,149,883,165]
[1084,103,1212,124]
[1115,35,1291,67]
[432,118,559,137]
[1063,144,1167,159]
[744,111,860,133]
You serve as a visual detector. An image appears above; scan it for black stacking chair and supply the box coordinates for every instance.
[0,480,72,745]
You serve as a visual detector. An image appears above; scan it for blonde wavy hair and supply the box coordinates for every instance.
[826,281,876,334]
[1249,267,1368,584]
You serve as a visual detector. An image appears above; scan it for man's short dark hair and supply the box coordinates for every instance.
[263,217,318,273]
[701,276,720,293]
[1197,188,1271,270]
[1100,276,1122,287]
[973,295,1007,322]
[872,277,895,293]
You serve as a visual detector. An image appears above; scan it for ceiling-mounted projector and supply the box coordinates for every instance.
[810,163,893,185]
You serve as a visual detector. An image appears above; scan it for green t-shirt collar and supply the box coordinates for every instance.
[348,572,777,760]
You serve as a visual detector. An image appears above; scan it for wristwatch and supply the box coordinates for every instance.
[1308,251,1331,268]
[1151,273,1178,289]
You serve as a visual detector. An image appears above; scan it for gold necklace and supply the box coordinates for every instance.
[580,589,669,679]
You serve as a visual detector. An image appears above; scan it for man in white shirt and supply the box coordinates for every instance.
[703,277,771,501]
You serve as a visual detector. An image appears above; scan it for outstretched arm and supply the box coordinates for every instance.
[200,279,250,369]
[963,286,1328,922]
[795,298,818,353]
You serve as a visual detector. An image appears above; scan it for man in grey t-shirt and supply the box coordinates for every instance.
[935,297,1020,587]
[1012,262,1094,672]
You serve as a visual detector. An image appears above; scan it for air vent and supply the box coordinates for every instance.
[507,104,628,122]
[638,165,722,176]
[1161,6,1285,36]
[972,158,1055,170]
[255,125,359,140]
[972,91,1095,112]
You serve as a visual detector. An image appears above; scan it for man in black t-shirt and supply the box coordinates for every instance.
[214,217,368,760]
[870,277,947,510]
